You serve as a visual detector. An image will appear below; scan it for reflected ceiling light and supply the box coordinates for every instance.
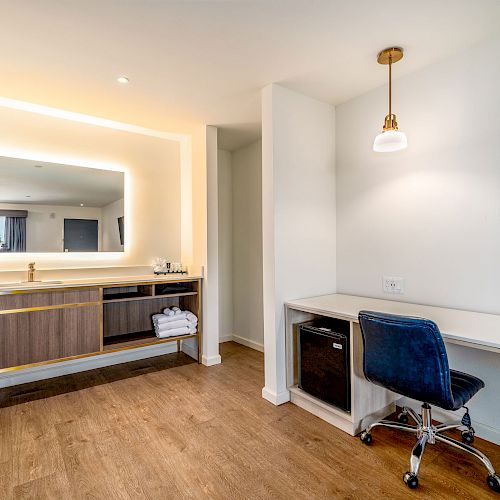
[373,47,407,153]
[117,76,130,84]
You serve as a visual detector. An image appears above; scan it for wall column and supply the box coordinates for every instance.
[202,125,222,366]
[261,84,337,404]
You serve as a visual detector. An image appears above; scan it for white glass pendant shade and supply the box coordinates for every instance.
[373,130,407,152]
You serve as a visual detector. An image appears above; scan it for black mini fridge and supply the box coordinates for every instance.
[298,319,351,412]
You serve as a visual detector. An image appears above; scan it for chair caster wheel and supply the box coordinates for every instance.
[461,429,475,445]
[487,474,500,492]
[403,472,419,489]
[360,431,372,445]
[397,412,409,424]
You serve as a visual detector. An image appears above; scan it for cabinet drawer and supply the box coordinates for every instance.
[0,305,101,369]
[0,288,99,311]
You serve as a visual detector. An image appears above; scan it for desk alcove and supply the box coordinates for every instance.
[285,293,500,437]
[285,304,395,436]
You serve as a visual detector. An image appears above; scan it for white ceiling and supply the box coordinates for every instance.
[1,1,499,150]
[0,157,124,207]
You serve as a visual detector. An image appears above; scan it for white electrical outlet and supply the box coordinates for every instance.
[383,276,404,294]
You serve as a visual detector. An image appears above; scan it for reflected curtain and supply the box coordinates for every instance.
[5,217,26,252]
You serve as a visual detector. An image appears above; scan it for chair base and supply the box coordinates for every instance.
[360,403,500,492]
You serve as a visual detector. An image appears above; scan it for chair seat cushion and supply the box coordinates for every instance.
[449,369,485,410]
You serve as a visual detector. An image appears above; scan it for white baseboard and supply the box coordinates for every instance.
[398,397,500,445]
[0,342,179,389]
[219,333,264,353]
[290,385,353,434]
[262,386,290,405]
[202,354,222,366]
[232,334,264,352]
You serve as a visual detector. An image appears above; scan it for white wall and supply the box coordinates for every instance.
[102,197,124,252]
[217,149,233,342]
[216,140,264,352]
[261,84,336,404]
[232,140,264,351]
[336,35,500,442]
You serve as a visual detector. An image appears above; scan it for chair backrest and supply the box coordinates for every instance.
[358,310,454,408]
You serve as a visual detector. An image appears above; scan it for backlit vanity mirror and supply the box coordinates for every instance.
[0,156,125,252]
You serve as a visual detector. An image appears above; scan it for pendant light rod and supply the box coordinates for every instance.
[377,47,403,131]
[388,54,392,117]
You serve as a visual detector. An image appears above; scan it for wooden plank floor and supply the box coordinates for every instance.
[0,342,498,499]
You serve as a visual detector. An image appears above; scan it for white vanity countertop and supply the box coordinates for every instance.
[286,293,500,353]
[0,274,202,292]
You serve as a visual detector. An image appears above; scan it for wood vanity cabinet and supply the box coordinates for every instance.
[0,288,101,370]
[0,277,202,372]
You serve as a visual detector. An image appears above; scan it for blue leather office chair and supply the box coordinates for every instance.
[358,310,499,492]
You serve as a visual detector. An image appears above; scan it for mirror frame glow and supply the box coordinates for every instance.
[0,96,192,268]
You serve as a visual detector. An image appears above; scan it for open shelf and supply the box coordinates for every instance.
[103,330,197,351]
[103,291,197,303]
[155,282,197,295]
[103,285,153,302]
[155,291,198,299]
[101,278,201,362]
[103,292,151,302]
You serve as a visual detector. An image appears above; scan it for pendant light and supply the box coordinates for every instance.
[373,47,407,152]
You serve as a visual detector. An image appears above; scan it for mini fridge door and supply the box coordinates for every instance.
[298,325,350,412]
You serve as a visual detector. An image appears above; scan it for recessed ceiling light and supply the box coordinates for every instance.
[80,203,84,207]
[117,76,130,84]
[25,195,31,198]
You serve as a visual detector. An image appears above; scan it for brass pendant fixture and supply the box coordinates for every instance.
[373,47,407,152]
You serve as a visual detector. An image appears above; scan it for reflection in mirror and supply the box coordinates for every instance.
[0,157,125,252]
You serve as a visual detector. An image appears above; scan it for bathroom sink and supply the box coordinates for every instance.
[0,280,64,287]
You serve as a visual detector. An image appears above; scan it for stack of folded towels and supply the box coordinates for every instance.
[152,307,198,338]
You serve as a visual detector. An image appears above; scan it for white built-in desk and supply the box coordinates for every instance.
[287,294,500,353]
[284,293,500,436]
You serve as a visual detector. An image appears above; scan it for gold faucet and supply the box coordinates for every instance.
[27,262,36,282]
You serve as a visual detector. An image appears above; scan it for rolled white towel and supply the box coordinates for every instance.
[186,312,198,324]
[163,308,175,317]
[155,319,190,331]
[152,313,167,324]
[156,326,190,338]
[172,306,182,316]
[154,312,187,325]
